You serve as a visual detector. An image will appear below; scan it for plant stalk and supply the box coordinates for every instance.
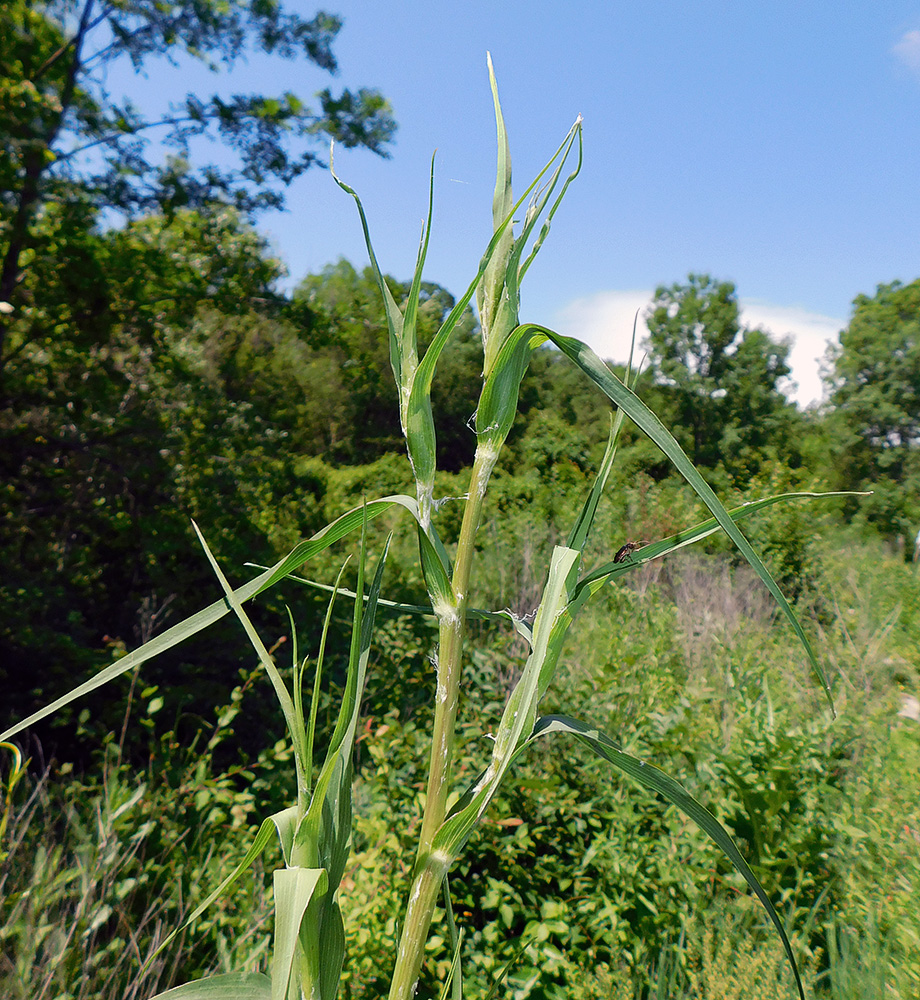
[388,443,498,1000]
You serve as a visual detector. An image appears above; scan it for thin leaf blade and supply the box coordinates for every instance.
[149,973,272,1000]
[529,714,805,1000]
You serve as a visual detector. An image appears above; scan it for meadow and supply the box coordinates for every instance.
[3,472,918,998]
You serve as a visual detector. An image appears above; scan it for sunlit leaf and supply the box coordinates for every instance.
[149,973,272,1000]
[271,867,328,1000]
[528,714,805,1000]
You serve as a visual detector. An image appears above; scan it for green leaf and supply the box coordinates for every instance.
[0,494,424,742]
[192,520,301,788]
[293,532,390,998]
[143,807,297,973]
[304,559,351,792]
[566,412,621,554]
[330,147,407,392]
[260,570,533,643]
[438,877,464,1000]
[477,52,516,373]
[148,973,272,1000]
[528,714,805,1000]
[566,329,641,554]
[476,53,583,375]
[331,149,441,523]
[571,490,859,618]
[304,534,390,857]
[315,898,346,1000]
[431,546,579,861]
[271,867,328,1000]
[483,325,836,714]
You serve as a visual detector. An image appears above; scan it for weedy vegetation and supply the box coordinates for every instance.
[3,57,898,1000]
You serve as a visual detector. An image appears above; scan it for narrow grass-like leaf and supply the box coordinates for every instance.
[482,934,535,1000]
[294,532,389,998]
[566,319,642,554]
[144,806,297,972]
[406,108,582,442]
[280,491,852,669]
[395,157,439,508]
[330,146,407,392]
[191,521,304,791]
[304,559,350,793]
[149,973,272,1000]
[0,494,426,743]
[402,152,437,371]
[437,933,464,1000]
[245,568,535,642]
[266,567,533,644]
[431,546,579,861]
[439,877,464,1000]
[528,714,805,1000]
[477,52,516,372]
[571,491,860,619]
[516,121,583,286]
[309,526,389,804]
[271,867,328,1000]
[332,148,440,522]
[482,324,836,713]
[566,413,620,554]
[320,512,369,778]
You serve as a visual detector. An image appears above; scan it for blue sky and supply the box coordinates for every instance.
[108,2,920,406]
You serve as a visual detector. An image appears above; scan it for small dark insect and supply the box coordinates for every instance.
[613,539,650,564]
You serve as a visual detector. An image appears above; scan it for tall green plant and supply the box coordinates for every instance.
[1,56,851,1000]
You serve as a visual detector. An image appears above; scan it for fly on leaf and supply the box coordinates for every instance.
[613,540,649,564]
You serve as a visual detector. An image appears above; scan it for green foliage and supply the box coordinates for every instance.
[1,52,885,1000]
[825,278,920,540]
[0,206,330,745]
[0,689,285,999]
[0,0,397,434]
[337,531,920,999]
[644,273,800,483]
[3,527,917,999]
[0,0,395,219]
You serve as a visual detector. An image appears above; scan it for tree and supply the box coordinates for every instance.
[0,0,396,378]
[0,206,331,747]
[825,278,920,540]
[644,273,797,480]
[293,259,481,469]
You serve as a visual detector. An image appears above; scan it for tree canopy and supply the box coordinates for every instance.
[825,278,920,537]
[0,0,396,376]
[643,273,799,482]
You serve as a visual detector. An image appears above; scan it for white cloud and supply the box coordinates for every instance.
[552,290,845,407]
[893,29,920,75]
[737,300,844,406]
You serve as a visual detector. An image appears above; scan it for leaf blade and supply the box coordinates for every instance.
[1,495,422,742]
[530,714,805,1000]
[148,973,272,1000]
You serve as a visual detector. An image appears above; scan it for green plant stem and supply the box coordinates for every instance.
[389,859,449,1000]
[420,444,495,852]
[388,444,497,1000]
